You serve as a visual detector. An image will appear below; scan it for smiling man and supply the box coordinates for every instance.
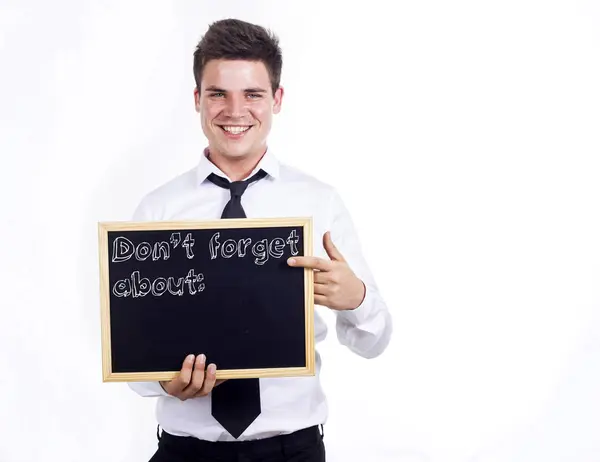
[198,60,280,165]
[128,18,393,462]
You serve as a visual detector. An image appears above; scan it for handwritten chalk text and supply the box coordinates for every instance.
[111,232,195,263]
[209,229,299,265]
[112,269,205,298]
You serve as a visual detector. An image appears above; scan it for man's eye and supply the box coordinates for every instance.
[210,92,225,97]
[247,93,262,99]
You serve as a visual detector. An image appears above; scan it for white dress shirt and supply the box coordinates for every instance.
[128,148,393,442]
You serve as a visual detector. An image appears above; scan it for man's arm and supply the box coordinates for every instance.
[288,189,393,359]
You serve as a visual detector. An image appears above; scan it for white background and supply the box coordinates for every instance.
[1,1,599,461]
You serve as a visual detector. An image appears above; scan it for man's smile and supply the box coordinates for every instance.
[217,125,253,138]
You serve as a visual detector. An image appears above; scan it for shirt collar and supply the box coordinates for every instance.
[195,147,280,185]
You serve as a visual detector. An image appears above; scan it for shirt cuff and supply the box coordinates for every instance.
[157,381,169,395]
[337,283,373,326]
[128,380,170,398]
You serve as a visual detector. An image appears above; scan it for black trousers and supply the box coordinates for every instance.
[148,425,326,462]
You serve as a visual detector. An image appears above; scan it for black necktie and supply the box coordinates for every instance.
[206,168,267,438]
[207,169,267,219]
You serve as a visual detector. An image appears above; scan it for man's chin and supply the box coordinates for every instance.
[213,142,254,159]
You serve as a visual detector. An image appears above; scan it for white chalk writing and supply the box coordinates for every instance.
[109,229,300,299]
[208,230,299,265]
[112,269,205,298]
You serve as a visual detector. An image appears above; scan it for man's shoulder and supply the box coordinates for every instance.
[132,166,197,220]
[143,165,198,201]
[278,162,338,196]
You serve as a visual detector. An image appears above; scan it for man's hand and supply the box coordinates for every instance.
[287,231,366,311]
[160,354,226,401]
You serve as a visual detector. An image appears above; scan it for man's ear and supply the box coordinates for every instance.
[273,87,284,114]
[194,87,201,113]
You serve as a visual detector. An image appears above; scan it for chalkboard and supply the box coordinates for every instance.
[97,217,314,382]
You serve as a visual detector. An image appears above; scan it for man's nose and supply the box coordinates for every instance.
[224,94,246,118]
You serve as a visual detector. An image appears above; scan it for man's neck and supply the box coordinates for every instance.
[206,147,267,182]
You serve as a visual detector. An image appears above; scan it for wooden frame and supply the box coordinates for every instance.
[98,217,314,382]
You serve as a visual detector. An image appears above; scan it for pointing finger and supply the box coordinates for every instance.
[288,256,332,271]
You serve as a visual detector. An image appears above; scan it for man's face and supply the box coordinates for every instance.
[195,59,283,159]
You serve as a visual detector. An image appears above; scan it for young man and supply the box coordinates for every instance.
[129,18,393,462]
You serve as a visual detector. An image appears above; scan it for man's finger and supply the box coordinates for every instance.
[181,355,207,399]
[314,282,328,296]
[194,378,227,398]
[323,231,346,262]
[287,256,332,271]
[168,354,195,394]
[195,363,217,397]
[314,271,331,285]
[314,294,328,306]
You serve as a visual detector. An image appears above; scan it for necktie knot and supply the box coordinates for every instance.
[229,180,249,198]
[206,169,268,219]
[207,170,267,196]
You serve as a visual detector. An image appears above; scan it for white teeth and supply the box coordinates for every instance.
[222,126,250,134]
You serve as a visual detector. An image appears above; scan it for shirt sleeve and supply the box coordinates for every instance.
[327,189,393,359]
[126,195,171,398]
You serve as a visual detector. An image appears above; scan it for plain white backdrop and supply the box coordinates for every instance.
[1,1,600,461]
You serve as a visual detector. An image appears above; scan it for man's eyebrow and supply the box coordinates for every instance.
[204,86,268,93]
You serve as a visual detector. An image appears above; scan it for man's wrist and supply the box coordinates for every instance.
[346,279,366,311]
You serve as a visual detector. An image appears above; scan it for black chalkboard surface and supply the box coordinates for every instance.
[98,217,314,382]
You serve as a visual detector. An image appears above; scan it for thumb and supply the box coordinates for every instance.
[323,231,345,262]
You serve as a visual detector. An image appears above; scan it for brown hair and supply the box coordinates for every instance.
[193,18,283,95]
